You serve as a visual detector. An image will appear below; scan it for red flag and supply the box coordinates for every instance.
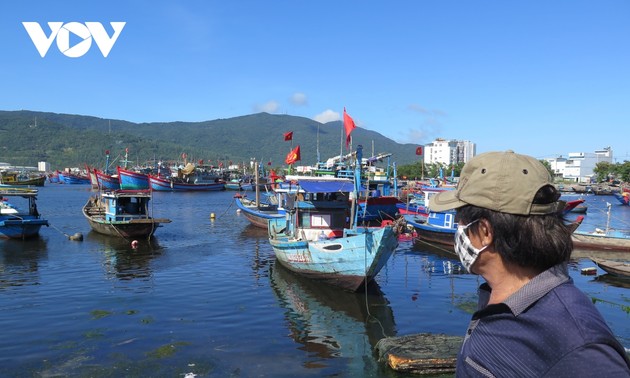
[267,161,272,166]
[415,146,423,155]
[285,145,301,165]
[343,108,356,148]
[283,131,293,141]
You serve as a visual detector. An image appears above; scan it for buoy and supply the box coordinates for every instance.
[131,240,138,249]
[236,209,241,213]
[210,213,216,219]
[69,232,83,241]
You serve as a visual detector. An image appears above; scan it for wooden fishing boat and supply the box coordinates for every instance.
[0,172,46,187]
[148,174,225,192]
[0,187,49,239]
[83,189,171,238]
[590,258,630,278]
[117,167,150,190]
[267,146,406,292]
[572,203,630,253]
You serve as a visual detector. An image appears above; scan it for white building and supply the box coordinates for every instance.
[544,147,613,183]
[423,138,476,166]
[38,161,51,172]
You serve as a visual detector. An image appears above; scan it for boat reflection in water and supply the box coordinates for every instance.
[86,231,163,281]
[0,237,48,289]
[270,261,396,370]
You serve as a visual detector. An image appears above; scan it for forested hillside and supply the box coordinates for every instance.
[0,110,422,169]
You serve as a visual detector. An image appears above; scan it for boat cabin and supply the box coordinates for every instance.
[101,190,151,222]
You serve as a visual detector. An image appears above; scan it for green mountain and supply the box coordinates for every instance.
[0,110,422,170]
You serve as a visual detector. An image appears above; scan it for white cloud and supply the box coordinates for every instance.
[313,109,340,123]
[255,101,280,113]
[290,92,307,106]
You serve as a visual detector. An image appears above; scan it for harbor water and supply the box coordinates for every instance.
[0,186,628,377]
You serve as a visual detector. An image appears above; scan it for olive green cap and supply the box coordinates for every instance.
[430,150,563,215]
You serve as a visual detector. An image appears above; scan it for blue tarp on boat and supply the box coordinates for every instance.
[298,180,355,193]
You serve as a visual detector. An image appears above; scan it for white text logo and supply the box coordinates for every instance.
[22,22,126,58]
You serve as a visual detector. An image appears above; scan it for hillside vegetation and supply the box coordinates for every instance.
[0,110,422,170]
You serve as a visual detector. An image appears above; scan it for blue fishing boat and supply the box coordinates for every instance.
[94,168,120,190]
[57,171,91,185]
[0,188,49,239]
[406,211,458,247]
[267,146,405,292]
[117,167,150,190]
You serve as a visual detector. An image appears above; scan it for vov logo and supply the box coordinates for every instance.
[22,22,126,58]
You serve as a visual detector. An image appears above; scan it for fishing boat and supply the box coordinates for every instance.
[0,188,49,239]
[410,198,589,248]
[0,171,46,187]
[590,258,630,278]
[94,168,121,190]
[406,211,457,247]
[83,189,171,238]
[148,174,225,192]
[267,146,406,292]
[86,165,99,189]
[57,170,91,185]
[572,202,630,253]
[117,167,150,190]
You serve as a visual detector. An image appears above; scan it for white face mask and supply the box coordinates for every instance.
[454,219,488,274]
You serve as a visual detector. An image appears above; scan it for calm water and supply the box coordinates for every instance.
[0,186,629,377]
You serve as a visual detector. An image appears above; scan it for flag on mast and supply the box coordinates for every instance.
[283,131,293,141]
[343,108,356,149]
[285,145,301,165]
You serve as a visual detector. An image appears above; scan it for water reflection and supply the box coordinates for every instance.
[87,231,162,281]
[270,261,396,368]
[0,237,47,289]
[239,224,275,283]
[593,274,630,290]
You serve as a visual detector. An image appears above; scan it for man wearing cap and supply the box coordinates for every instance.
[431,150,630,377]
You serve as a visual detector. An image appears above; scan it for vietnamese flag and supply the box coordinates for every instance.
[283,131,293,141]
[285,145,301,165]
[343,108,356,148]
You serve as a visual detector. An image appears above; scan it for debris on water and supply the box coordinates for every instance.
[375,333,463,375]
[69,232,83,241]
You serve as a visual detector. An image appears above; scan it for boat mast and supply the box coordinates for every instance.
[605,202,612,234]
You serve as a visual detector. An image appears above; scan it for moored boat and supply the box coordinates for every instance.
[83,189,171,238]
[0,187,49,239]
[572,202,630,253]
[117,167,150,190]
[267,146,406,292]
[0,171,46,187]
[148,174,225,192]
[94,169,121,190]
[590,258,630,278]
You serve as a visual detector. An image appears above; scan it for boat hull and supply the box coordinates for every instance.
[85,217,162,238]
[572,231,630,253]
[0,217,48,239]
[235,197,285,229]
[269,224,399,292]
[117,168,149,190]
[95,170,120,190]
[591,258,630,277]
[149,175,225,192]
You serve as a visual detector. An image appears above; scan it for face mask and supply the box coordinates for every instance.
[454,219,488,274]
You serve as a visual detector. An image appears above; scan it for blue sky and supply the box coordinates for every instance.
[2,1,629,161]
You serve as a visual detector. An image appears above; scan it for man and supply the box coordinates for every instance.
[430,150,630,377]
